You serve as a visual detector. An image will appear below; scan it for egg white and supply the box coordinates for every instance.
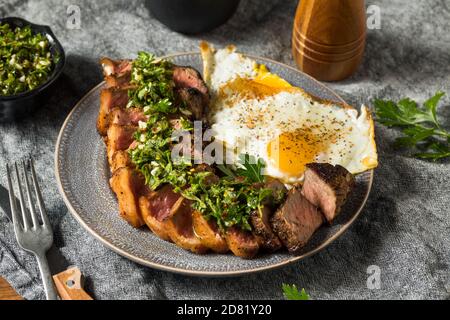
[200,42,378,184]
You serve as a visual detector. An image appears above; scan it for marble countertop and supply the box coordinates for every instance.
[0,0,449,300]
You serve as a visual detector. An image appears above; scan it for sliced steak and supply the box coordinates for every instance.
[175,87,205,120]
[98,88,130,135]
[192,210,228,253]
[173,66,210,106]
[271,188,324,253]
[106,124,137,166]
[139,195,171,242]
[110,167,145,228]
[147,185,182,222]
[110,150,132,173]
[100,58,132,77]
[139,185,183,242]
[225,226,259,259]
[250,206,282,252]
[105,72,132,88]
[302,163,355,223]
[247,179,285,251]
[166,199,209,254]
[109,107,147,127]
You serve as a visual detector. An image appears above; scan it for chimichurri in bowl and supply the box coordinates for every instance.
[0,17,65,122]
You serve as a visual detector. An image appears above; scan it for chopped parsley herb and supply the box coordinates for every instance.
[181,163,284,231]
[129,52,285,231]
[127,51,176,113]
[0,23,55,96]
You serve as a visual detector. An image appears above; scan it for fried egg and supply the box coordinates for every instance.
[200,42,378,184]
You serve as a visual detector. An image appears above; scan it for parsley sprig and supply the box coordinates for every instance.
[282,284,310,300]
[374,92,450,160]
[218,154,266,183]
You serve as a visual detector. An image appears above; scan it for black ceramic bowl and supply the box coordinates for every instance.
[147,0,241,34]
[0,17,65,122]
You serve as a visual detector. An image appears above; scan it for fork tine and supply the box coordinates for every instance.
[30,158,50,227]
[22,159,40,228]
[6,164,22,231]
[15,162,31,230]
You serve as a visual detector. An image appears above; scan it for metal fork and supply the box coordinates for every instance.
[6,158,58,300]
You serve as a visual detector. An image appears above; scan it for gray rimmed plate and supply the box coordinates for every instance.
[55,52,373,276]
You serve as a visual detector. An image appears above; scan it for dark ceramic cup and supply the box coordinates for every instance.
[147,0,241,34]
[0,17,66,122]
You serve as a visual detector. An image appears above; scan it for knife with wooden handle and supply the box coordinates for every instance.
[53,267,93,300]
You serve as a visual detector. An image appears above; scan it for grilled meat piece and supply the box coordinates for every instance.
[110,150,132,173]
[110,167,145,228]
[166,199,208,254]
[250,206,282,252]
[105,72,132,88]
[248,179,285,251]
[265,179,288,202]
[173,66,210,106]
[109,107,147,127]
[147,185,182,221]
[302,163,355,223]
[106,124,137,166]
[176,87,205,120]
[271,188,324,253]
[98,88,130,135]
[139,195,171,241]
[138,185,183,241]
[192,210,228,253]
[225,226,259,259]
[100,58,132,77]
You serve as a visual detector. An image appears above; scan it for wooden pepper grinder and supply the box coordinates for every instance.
[292,0,366,81]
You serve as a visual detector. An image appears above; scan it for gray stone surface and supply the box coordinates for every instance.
[0,0,449,300]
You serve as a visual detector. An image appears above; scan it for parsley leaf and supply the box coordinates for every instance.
[282,284,310,300]
[218,154,266,183]
[374,92,450,161]
[236,154,266,183]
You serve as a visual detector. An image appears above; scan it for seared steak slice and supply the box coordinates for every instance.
[98,88,130,135]
[109,107,147,127]
[173,66,210,106]
[139,185,183,241]
[302,163,355,223]
[139,195,171,241]
[271,188,324,253]
[110,150,132,172]
[250,206,282,252]
[225,226,259,259]
[146,185,182,222]
[192,210,228,253]
[105,72,132,88]
[106,124,136,163]
[166,199,208,254]
[110,167,145,228]
[100,58,132,77]
[176,87,205,120]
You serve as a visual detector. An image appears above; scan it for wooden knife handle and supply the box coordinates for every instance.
[52,267,93,300]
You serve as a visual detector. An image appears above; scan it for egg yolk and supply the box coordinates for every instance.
[254,65,292,89]
[267,129,326,177]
